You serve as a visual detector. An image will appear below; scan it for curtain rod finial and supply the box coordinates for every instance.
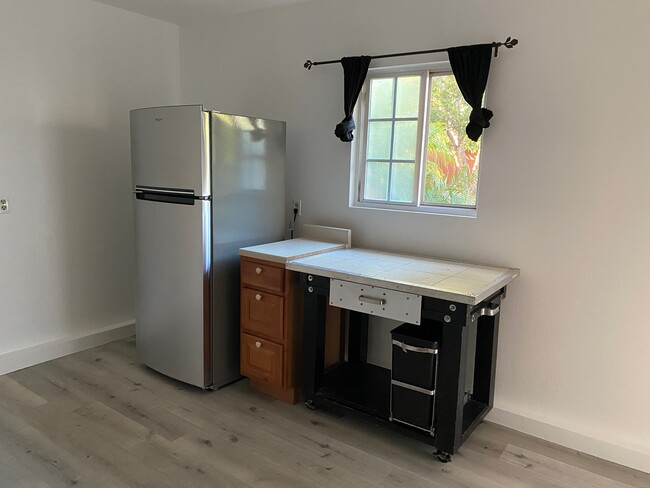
[304,60,313,70]
[494,37,518,57]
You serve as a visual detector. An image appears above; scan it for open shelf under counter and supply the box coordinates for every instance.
[314,361,490,445]
[318,362,391,419]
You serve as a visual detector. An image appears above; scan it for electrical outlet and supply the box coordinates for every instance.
[293,199,302,216]
[0,198,8,214]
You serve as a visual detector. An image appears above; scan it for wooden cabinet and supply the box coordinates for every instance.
[241,260,285,293]
[241,288,284,341]
[240,333,283,386]
[240,256,301,404]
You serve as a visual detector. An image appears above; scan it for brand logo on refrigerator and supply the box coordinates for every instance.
[155,118,163,121]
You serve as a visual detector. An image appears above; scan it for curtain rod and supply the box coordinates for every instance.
[303,36,518,70]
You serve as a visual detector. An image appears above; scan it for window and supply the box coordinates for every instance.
[351,63,483,217]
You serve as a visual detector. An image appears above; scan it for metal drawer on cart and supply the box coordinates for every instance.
[329,279,422,325]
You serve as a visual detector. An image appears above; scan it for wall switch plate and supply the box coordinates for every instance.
[0,198,8,214]
[293,199,302,216]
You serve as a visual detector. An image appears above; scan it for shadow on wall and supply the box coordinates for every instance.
[43,123,135,335]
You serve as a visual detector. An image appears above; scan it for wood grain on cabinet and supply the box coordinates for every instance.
[240,333,283,386]
[241,288,284,341]
[240,256,301,404]
[324,305,344,371]
[241,259,285,293]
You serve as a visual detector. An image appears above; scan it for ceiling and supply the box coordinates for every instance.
[91,0,313,25]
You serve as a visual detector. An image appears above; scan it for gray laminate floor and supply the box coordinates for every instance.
[0,337,647,487]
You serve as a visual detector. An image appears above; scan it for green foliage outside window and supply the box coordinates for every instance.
[424,76,480,207]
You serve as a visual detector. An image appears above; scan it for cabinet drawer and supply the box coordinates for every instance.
[241,288,284,341]
[241,333,283,386]
[241,260,285,293]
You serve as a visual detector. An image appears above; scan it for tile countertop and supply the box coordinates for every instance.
[286,248,519,305]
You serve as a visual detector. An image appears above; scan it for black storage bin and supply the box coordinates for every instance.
[391,323,439,389]
[391,384,435,431]
[390,323,440,432]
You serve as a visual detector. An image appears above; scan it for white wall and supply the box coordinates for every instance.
[0,0,180,370]
[179,0,650,471]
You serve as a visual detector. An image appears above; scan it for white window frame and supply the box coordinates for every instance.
[349,61,482,218]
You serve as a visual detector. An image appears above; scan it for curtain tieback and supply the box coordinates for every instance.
[335,115,356,142]
[467,107,494,141]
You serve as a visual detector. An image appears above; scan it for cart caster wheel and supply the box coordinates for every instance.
[434,450,452,463]
[304,400,317,410]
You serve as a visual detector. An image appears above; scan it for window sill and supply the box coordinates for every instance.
[350,201,477,218]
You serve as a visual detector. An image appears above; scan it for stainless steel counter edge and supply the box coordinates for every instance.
[285,262,520,306]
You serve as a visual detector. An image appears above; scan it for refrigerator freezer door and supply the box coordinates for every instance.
[210,113,286,387]
[130,105,211,197]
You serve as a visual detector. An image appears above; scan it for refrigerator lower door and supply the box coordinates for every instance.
[134,194,211,388]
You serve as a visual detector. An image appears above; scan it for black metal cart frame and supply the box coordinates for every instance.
[299,272,505,462]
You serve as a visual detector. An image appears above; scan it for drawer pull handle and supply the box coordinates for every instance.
[255,341,262,348]
[255,294,262,301]
[255,267,262,274]
[359,295,386,306]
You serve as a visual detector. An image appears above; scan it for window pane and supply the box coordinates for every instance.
[392,120,418,160]
[369,78,394,119]
[364,162,389,200]
[389,163,415,202]
[367,121,392,159]
[423,74,480,207]
[395,76,420,118]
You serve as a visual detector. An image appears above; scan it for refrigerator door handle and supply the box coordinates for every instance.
[134,186,200,206]
[133,188,211,201]
[134,185,195,197]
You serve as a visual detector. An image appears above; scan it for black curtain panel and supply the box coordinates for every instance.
[447,44,493,142]
[334,56,372,142]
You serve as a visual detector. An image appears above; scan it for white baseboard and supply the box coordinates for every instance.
[486,407,650,474]
[0,320,135,376]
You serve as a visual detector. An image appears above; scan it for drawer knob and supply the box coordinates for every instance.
[255,294,262,301]
[255,267,262,274]
[255,341,262,348]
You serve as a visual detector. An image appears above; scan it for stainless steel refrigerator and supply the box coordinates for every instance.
[130,105,285,389]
